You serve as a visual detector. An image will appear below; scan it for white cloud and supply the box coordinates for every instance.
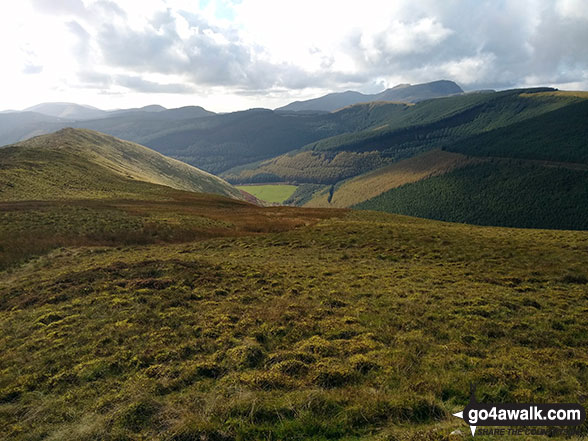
[555,0,588,20]
[0,0,587,111]
[439,53,498,86]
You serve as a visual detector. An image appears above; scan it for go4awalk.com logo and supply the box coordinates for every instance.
[452,385,586,437]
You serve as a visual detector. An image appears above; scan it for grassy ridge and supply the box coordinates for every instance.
[0,128,242,201]
[1,210,587,440]
[355,162,588,230]
[302,88,577,154]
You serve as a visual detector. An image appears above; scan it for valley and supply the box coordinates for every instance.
[4,1,588,439]
[0,83,587,441]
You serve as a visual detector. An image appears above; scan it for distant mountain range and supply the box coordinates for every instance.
[276,80,464,112]
[2,82,588,229]
[24,103,110,120]
[20,102,214,121]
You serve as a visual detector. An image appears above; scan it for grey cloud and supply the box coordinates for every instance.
[77,71,194,94]
[74,1,588,95]
[77,71,113,88]
[98,23,182,74]
[95,11,308,90]
[22,64,43,74]
[115,75,196,93]
[529,12,588,80]
[342,1,588,90]
[94,9,369,93]
[30,0,87,17]
[67,21,91,62]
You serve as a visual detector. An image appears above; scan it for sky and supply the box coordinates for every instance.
[1,0,588,112]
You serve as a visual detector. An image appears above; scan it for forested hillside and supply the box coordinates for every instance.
[355,161,588,230]
[224,88,584,184]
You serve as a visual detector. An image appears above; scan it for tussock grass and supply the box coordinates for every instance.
[0,194,343,270]
[1,209,587,440]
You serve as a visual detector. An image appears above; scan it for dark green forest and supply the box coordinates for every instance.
[355,162,588,230]
[446,100,588,164]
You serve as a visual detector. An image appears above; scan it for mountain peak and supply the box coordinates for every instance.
[139,104,167,112]
[24,102,106,120]
[277,80,464,112]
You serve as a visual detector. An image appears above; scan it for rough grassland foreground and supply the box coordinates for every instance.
[1,208,587,440]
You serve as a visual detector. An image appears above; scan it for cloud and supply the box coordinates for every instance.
[67,21,91,62]
[3,0,588,111]
[29,0,87,17]
[115,75,196,93]
[94,8,324,91]
[355,18,453,65]
[77,71,113,88]
[28,0,588,93]
[22,64,43,74]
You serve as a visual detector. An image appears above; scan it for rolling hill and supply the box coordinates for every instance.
[277,80,464,112]
[0,105,215,148]
[24,102,108,120]
[0,111,70,146]
[2,87,587,231]
[0,108,355,174]
[224,87,581,185]
[0,128,243,201]
[293,90,588,230]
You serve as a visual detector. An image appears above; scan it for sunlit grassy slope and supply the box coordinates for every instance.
[1,209,587,441]
[0,128,243,201]
[304,150,476,208]
[236,184,298,204]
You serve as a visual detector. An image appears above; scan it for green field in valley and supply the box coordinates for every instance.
[236,184,298,203]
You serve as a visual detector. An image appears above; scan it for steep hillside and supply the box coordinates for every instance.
[277,80,463,112]
[354,161,588,230]
[445,97,588,164]
[84,104,411,175]
[223,88,582,184]
[304,149,477,208]
[0,128,243,201]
